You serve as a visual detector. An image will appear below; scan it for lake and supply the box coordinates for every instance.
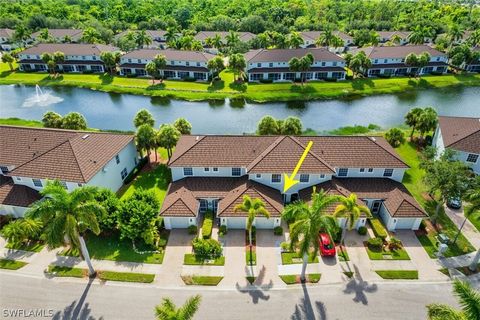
[1,84,479,134]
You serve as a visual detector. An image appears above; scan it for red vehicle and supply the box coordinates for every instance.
[318,233,336,257]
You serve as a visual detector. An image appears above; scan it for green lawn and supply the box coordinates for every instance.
[61,232,166,264]
[375,270,419,280]
[337,246,350,262]
[281,251,319,265]
[343,271,354,278]
[47,265,85,278]
[246,249,256,266]
[183,253,225,266]
[2,61,479,102]
[364,243,411,260]
[181,275,223,286]
[98,270,155,283]
[279,273,321,284]
[0,259,28,270]
[119,164,171,203]
[467,208,480,232]
[0,117,44,128]
[5,241,45,252]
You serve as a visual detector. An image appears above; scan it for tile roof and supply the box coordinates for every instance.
[245,48,344,63]
[376,31,411,40]
[351,45,446,59]
[31,29,83,40]
[115,30,167,39]
[438,116,480,154]
[194,31,256,42]
[0,126,134,183]
[19,43,118,56]
[121,49,216,61]
[169,135,408,170]
[300,31,353,42]
[0,176,41,207]
[0,28,14,39]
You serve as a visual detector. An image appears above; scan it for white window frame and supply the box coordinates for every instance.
[232,168,241,176]
[213,167,218,172]
[383,169,394,177]
[184,167,193,176]
[115,154,120,164]
[338,168,348,177]
[359,168,365,172]
[32,179,43,187]
[271,174,281,183]
[466,154,479,163]
[204,167,210,172]
[256,174,262,178]
[299,174,309,183]
[121,168,128,180]
[368,168,374,173]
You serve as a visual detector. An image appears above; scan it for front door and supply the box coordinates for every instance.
[371,201,382,215]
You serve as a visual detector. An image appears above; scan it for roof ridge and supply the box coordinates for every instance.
[367,136,409,168]
[168,135,206,166]
[249,181,283,213]
[288,136,336,173]
[217,183,248,215]
[67,138,88,183]
[445,129,480,148]
[246,136,286,171]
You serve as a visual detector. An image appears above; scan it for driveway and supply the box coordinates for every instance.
[444,205,480,249]
[155,229,194,286]
[255,230,284,287]
[220,230,250,287]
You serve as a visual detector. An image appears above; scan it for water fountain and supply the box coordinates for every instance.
[22,84,64,107]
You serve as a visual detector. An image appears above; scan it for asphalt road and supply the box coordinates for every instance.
[1,271,477,320]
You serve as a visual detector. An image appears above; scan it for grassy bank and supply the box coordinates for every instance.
[2,62,479,102]
[0,259,28,270]
[375,270,419,280]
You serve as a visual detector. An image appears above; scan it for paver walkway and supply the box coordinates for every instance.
[444,205,480,249]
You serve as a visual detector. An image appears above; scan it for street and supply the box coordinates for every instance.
[1,271,476,320]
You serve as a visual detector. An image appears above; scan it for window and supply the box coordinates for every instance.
[269,63,273,67]
[271,174,281,183]
[121,168,128,180]
[186,61,190,66]
[77,183,83,187]
[204,167,210,172]
[383,169,394,177]
[257,63,261,67]
[16,177,21,181]
[338,168,348,177]
[300,174,309,183]
[368,168,374,173]
[115,154,120,164]
[184,167,193,176]
[0,166,8,173]
[466,154,479,163]
[256,174,262,178]
[60,181,68,189]
[232,168,241,176]
[213,167,218,172]
[320,174,325,179]
[199,199,208,213]
[359,168,365,172]
[196,62,200,67]
[32,179,43,187]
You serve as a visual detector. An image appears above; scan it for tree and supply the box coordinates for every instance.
[408,26,429,45]
[27,181,105,277]
[287,31,303,49]
[145,61,159,84]
[257,115,280,135]
[157,124,180,160]
[62,112,87,130]
[451,177,480,246]
[41,52,54,74]
[38,28,53,42]
[93,188,120,232]
[234,195,270,265]
[282,189,339,281]
[416,107,437,140]
[240,15,266,34]
[405,107,424,138]
[165,27,179,45]
[207,56,225,78]
[228,53,246,82]
[316,29,333,47]
[155,295,201,320]
[136,124,156,162]
[348,51,372,77]
[426,280,480,320]
[52,51,65,74]
[334,193,371,246]
[173,118,192,134]
[446,25,464,45]
[225,31,240,52]
[281,116,303,135]
[82,27,102,43]
[288,53,314,85]
[13,24,31,44]
[385,128,406,147]
[134,109,155,128]
[0,218,43,247]
[467,30,480,47]
[117,189,160,246]
[353,29,379,47]
[406,52,431,77]
[1,52,15,71]
[135,30,152,48]
[42,111,63,128]
[153,54,167,79]
[100,51,118,75]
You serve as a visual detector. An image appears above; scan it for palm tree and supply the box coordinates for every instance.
[447,25,464,45]
[135,30,152,48]
[334,193,371,245]
[426,280,480,320]
[234,195,270,265]
[408,26,427,45]
[153,54,167,80]
[212,34,223,51]
[316,29,333,47]
[226,31,240,52]
[146,61,159,84]
[405,107,424,138]
[165,27,178,46]
[26,181,105,277]
[228,53,246,82]
[288,31,303,49]
[282,189,339,281]
[467,30,480,47]
[155,295,201,320]
[1,52,15,71]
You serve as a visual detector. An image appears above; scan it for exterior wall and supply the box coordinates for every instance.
[163,217,196,229]
[120,67,209,80]
[337,217,367,230]
[334,168,406,182]
[247,60,345,70]
[171,167,247,181]
[0,204,28,218]
[222,217,246,229]
[369,55,447,65]
[19,62,105,73]
[455,150,480,175]
[377,203,423,231]
[248,173,331,195]
[247,70,346,82]
[367,63,447,77]
[120,57,208,69]
[432,127,446,154]
[18,53,102,62]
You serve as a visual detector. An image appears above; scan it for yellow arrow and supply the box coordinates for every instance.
[283,141,313,193]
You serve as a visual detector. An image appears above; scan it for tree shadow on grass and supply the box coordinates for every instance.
[290,84,317,94]
[235,265,273,304]
[291,283,327,320]
[207,79,225,92]
[146,83,166,91]
[351,78,374,90]
[343,264,378,305]
[228,81,247,92]
[98,73,113,85]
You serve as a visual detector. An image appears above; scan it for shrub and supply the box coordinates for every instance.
[259,78,273,84]
[388,237,402,251]
[183,76,196,82]
[188,225,198,235]
[369,218,388,240]
[202,211,214,239]
[123,157,148,185]
[82,70,94,74]
[357,226,367,236]
[280,241,290,252]
[192,238,222,259]
[324,77,337,82]
[420,220,427,231]
[126,73,138,78]
[332,227,342,243]
[367,237,383,251]
[385,128,406,147]
[346,74,353,80]
[274,226,283,236]
[218,225,227,237]
[378,73,391,78]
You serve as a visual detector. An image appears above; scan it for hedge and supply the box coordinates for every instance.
[202,211,214,239]
[369,218,388,240]
[123,156,148,185]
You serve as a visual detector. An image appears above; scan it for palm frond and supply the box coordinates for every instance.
[453,280,480,320]
[179,295,201,320]
[426,303,466,320]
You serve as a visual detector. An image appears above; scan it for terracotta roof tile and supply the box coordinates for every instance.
[351,45,445,59]
[194,31,255,42]
[121,49,216,61]
[19,43,118,56]
[245,48,344,63]
[31,29,83,40]
[300,31,353,42]
[0,176,41,207]
[438,116,480,154]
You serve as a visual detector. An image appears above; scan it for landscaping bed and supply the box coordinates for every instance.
[364,239,410,260]
[375,270,419,280]
[337,245,350,262]
[181,275,223,286]
[98,271,155,283]
[47,265,86,278]
[246,249,256,266]
[5,240,45,253]
[0,259,28,270]
[280,273,321,284]
[281,251,319,265]
[455,264,480,276]
[183,253,225,266]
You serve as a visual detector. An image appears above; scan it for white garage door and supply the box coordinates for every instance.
[166,217,194,229]
[255,217,274,229]
[227,217,246,229]
[394,218,416,230]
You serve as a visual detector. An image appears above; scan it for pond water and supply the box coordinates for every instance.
[0,84,479,134]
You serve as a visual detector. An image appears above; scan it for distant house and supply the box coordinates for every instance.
[465,47,480,73]
[194,31,256,46]
[433,116,480,175]
[17,43,119,73]
[376,31,411,45]
[351,45,448,77]
[244,48,346,82]
[31,29,84,43]
[438,30,475,45]
[0,28,16,50]
[0,126,138,217]
[119,49,216,81]
[299,31,353,49]
[160,135,426,231]
[115,30,168,48]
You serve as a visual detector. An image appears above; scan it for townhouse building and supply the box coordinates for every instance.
[115,30,168,48]
[376,31,411,45]
[31,29,84,43]
[351,45,448,77]
[300,31,353,49]
[0,28,16,50]
[17,43,119,73]
[194,31,255,46]
[244,48,346,82]
[0,126,138,217]
[160,135,426,231]
[433,116,480,175]
[465,47,480,73]
[119,49,215,81]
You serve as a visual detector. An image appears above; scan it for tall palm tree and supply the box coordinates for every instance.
[135,30,152,48]
[282,189,339,281]
[155,295,201,320]
[234,195,270,265]
[316,29,333,47]
[26,181,105,277]
[165,27,178,45]
[408,26,427,45]
[334,193,371,245]
[288,31,303,49]
[447,25,464,45]
[426,280,480,320]
[226,31,240,52]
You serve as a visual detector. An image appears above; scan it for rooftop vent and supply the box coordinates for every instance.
[371,137,376,142]
[195,136,199,141]
[82,134,90,140]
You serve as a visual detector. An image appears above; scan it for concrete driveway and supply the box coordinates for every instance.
[220,229,250,287]
[255,230,284,287]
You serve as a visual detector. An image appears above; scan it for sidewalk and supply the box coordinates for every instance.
[444,206,480,249]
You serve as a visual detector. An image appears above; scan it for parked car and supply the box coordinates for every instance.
[447,197,462,210]
[318,233,336,257]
